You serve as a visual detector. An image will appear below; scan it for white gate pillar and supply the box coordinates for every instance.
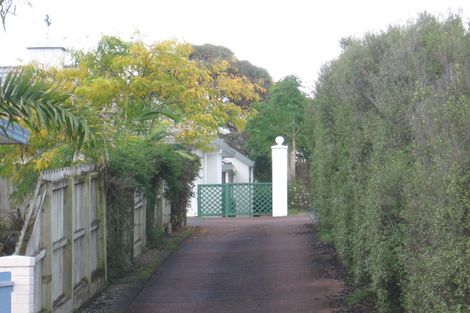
[271,136,288,217]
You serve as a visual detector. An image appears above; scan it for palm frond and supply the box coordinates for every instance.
[0,68,92,147]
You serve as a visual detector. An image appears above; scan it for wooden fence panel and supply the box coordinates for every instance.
[52,188,65,242]
[133,192,146,258]
[73,183,84,231]
[51,248,63,302]
[155,181,172,233]
[89,178,98,275]
[9,165,177,312]
[14,165,106,312]
[51,187,66,304]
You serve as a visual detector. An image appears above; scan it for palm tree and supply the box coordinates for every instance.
[0,68,91,147]
[0,0,14,30]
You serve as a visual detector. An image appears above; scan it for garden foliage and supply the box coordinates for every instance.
[246,76,309,180]
[306,14,470,312]
[105,142,199,279]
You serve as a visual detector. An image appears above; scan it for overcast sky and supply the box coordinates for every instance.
[1,0,470,91]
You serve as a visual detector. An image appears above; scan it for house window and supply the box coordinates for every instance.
[222,171,234,184]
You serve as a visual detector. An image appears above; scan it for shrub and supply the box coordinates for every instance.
[306,13,470,312]
[105,142,199,279]
[288,181,312,213]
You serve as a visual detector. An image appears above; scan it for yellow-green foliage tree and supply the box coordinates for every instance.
[43,36,265,275]
[1,35,265,204]
[48,36,263,148]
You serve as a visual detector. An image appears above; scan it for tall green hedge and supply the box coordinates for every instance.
[306,14,469,312]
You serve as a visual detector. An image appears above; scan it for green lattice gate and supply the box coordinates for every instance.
[197,183,272,217]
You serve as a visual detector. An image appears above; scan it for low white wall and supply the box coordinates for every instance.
[0,255,35,313]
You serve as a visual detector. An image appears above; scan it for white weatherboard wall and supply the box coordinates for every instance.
[272,136,288,217]
[224,157,252,183]
[187,149,222,217]
[188,151,204,217]
[27,46,66,68]
[0,256,35,313]
[205,151,222,184]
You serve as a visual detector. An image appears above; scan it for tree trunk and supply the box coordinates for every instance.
[289,132,296,181]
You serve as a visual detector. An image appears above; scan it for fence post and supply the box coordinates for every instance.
[96,173,107,282]
[197,185,201,217]
[223,184,230,217]
[40,182,53,311]
[83,174,92,294]
[64,176,74,303]
[271,136,288,217]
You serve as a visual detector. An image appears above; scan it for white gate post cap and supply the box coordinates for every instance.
[272,136,287,149]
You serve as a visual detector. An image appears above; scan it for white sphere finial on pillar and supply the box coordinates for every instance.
[275,136,284,145]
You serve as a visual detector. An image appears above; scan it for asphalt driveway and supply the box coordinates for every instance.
[126,214,345,313]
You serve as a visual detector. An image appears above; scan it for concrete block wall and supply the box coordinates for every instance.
[0,256,36,313]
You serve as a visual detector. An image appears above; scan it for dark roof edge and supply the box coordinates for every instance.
[27,46,66,51]
[214,138,254,167]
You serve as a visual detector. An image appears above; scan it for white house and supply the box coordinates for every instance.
[187,138,255,216]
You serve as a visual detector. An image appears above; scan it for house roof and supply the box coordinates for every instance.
[0,68,30,144]
[214,138,254,167]
[27,46,66,51]
[0,119,30,145]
